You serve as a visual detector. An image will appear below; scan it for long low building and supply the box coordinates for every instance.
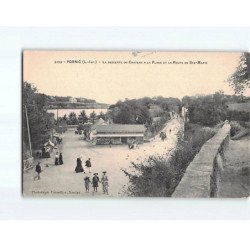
[90,124,146,145]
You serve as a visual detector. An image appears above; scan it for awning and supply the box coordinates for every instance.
[92,133,144,138]
[44,140,55,147]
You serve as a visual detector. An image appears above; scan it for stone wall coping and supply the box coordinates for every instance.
[172,122,231,198]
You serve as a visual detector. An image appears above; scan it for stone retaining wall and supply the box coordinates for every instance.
[172,123,231,198]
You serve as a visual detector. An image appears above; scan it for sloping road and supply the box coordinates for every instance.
[23,118,183,197]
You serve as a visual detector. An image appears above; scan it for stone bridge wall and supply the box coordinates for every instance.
[172,123,231,198]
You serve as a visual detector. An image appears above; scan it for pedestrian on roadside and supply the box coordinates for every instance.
[109,139,113,148]
[101,171,109,195]
[55,152,59,165]
[92,173,100,192]
[75,156,85,173]
[59,152,63,165]
[85,158,92,173]
[84,176,91,192]
[34,162,42,180]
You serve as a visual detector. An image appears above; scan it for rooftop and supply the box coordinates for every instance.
[94,124,146,133]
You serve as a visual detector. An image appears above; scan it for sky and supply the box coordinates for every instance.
[23,51,246,104]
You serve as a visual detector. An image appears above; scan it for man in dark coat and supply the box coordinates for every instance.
[85,158,92,173]
[34,162,42,180]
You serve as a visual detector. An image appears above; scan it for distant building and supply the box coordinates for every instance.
[181,106,188,121]
[90,124,146,145]
[78,97,87,103]
[49,96,56,102]
[69,97,77,103]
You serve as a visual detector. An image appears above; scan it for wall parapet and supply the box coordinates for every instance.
[172,123,231,198]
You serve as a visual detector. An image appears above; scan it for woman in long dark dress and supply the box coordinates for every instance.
[75,157,84,173]
[55,152,59,165]
[59,153,63,165]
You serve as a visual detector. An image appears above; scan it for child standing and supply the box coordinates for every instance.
[34,162,42,180]
[101,171,109,195]
[84,176,91,192]
[92,173,100,192]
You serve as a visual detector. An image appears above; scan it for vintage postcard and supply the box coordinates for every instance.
[22,51,250,198]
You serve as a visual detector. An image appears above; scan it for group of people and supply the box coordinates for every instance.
[128,140,139,149]
[84,171,109,194]
[159,131,167,141]
[33,151,110,195]
[55,152,64,165]
[75,156,92,173]
[34,151,63,180]
[54,137,63,145]
[75,156,109,194]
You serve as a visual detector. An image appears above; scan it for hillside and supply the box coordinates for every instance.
[46,95,109,109]
[227,102,250,112]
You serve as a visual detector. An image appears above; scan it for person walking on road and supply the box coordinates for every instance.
[59,152,63,165]
[85,158,92,173]
[101,171,109,195]
[92,173,100,192]
[55,152,59,165]
[84,176,91,192]
[34,162,42,181]
[75,157,85,173]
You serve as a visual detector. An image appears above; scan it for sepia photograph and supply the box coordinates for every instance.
[1,4,250,250]
[22,51,250,198]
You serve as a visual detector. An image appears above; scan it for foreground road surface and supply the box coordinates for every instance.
[23,118,182,197]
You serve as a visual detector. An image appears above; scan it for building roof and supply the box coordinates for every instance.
[91,118,107,130]
[94,118,105,125]
[94,124,146,133]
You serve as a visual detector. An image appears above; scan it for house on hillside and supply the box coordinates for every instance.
[69,97,77,103]
[90,124,146,145]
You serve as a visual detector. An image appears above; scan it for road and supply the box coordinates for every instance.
[23,118,182,197]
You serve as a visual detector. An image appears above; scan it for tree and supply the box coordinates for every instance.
[184,94,227,126]
[68,112,78,125]
[213,90,225,106]
[114,106,134,124]
[23,82,54,152]
[97,111,106,120]
[228,53,249,95]
[89,111,97,123]
[78,110,88,124]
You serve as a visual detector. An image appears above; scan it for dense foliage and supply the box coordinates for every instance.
[57,110,106,125]
[123,124,217,197]
[108,97,181,124]
[22,82,54,155]
[228,53,249,95]
[49,95,96,103]
[182,92,250,126]
[107,97,181,138]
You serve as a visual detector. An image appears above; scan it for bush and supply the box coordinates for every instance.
[123,124,216,197]
[229,121,245,137]
[145,114,170,139]
[227,110,250,122]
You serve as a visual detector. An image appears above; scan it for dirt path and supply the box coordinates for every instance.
[23,118,183,197]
